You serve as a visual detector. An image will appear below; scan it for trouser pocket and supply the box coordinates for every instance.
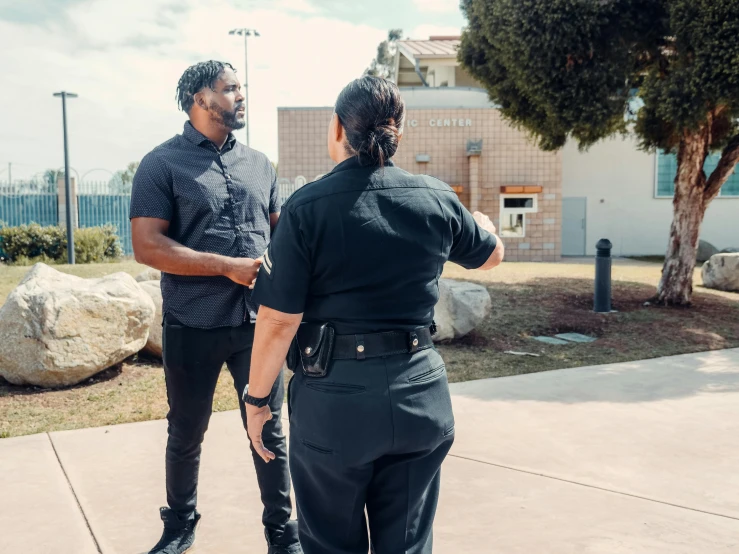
[395,349,455,446]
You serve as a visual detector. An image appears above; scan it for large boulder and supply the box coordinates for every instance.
[720,247,739,254]
[139,280,163,358]
[702,253,739,292]
[0,264,156,388]
[433,279,492,342]
[135,268,161,282]
[696,240,719,263]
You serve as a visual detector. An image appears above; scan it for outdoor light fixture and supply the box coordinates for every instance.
[228,28,260,146]
[53,91,79,264]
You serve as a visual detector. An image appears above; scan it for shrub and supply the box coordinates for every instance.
[71,226,124,264]
[0,223,123,265]
[0,220,6,261]
[0,223,65,262]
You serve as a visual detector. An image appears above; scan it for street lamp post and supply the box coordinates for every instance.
[53,91,78,265]
[228,28,260,147]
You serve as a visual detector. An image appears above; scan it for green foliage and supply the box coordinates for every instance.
[43,169,57,183]
[72,226,124,264]
[41,169,58,189]
[0,221,6,261]
[0,224,66,262]
[116,161,140,185]
[459,0,739,153]
[0,224,123,265]
[110,161,140,194]
[365,29,403,80]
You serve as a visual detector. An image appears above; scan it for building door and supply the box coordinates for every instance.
[562,197,587,256]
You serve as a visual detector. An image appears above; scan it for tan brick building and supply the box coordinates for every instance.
[278,37,562,262]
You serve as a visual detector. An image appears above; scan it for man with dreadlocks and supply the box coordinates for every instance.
[130,61,302,554]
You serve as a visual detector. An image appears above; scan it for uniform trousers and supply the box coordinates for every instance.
[288,346,455,554]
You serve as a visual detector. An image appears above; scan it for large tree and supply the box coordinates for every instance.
[459,0,739,305]
[365,29,403,80]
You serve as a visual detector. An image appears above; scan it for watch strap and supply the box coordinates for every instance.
[243,392,271,408]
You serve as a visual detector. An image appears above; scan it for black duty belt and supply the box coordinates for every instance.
[332,327,435,361]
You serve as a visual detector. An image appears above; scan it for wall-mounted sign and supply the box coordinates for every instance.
[409,119,473,128]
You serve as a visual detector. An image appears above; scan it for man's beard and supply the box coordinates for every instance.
[209,101,246,130]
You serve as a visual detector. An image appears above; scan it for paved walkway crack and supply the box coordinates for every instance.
[47,433,104,554]
[449,453,739,523]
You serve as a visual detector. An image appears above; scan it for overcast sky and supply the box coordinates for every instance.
[0,0,466,181]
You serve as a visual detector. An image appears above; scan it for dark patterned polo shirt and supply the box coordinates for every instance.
[130,122,280,329]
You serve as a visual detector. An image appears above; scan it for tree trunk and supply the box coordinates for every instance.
[655,132,709,306]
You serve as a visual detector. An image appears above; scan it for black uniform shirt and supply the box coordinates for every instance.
[130,122,280,329]
[252,156,497,335]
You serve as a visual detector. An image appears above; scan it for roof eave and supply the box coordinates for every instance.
[413,54,459,60]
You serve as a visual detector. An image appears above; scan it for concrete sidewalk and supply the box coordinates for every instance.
[2,349,739,553]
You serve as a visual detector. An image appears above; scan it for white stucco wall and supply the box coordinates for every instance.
[399,87,492,109]
[562,136,739,256]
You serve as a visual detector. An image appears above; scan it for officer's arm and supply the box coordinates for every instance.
[247,306,302,399]
[131,217,261,286]
[478,237,505,270]
[245,306,302,463]
[471,211,504,269]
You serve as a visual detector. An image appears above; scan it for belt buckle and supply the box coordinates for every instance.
[409,332,420,354]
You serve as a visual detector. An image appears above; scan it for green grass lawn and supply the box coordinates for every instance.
[1,259,738,438]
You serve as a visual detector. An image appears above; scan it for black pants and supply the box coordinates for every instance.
[162,314,298,547]
[288,346,455,554]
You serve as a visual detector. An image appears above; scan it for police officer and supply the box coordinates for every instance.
[243,76,504,554]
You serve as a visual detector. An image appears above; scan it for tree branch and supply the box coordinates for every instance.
[704,133,739,202]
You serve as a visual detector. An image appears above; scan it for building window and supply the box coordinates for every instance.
[655,151,739,198]
[500,194,538,238]
[501,213,526,237]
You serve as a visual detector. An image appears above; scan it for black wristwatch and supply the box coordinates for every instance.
[243,391,271,408]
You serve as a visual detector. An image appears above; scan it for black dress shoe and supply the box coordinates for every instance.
[147,508,201,554]
[265,527,303,554]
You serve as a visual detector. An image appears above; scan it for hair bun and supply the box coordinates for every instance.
[363,124,399,165]
[334,76,406,167]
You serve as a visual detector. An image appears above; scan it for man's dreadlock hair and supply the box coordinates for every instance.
[176,60,236,113]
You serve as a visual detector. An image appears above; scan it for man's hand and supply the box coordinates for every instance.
[246,404,275,463]
[248,256,264,290]
[225,257,262,287]
[473,211,497,234]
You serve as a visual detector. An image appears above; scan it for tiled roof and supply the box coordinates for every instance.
[398,37,460,59]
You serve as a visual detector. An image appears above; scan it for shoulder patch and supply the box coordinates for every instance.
[262,248,273,275]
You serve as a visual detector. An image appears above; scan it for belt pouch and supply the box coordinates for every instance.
[290,322,335,378]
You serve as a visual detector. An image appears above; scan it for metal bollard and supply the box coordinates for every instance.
[594,239,612,313]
